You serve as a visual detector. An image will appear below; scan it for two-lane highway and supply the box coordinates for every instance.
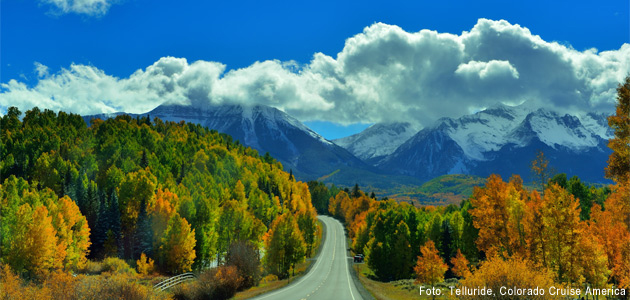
[252,215,363,300]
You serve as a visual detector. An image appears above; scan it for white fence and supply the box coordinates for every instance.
[153,272,196,291]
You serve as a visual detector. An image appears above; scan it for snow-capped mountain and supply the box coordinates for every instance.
[376,104,613,183]
[85,103,370,180]
[333,122,420,163]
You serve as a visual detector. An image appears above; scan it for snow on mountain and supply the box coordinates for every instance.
[376,104,613,183]
[333,122,420,161]
[435,104,612,161]
[442,104,532,160]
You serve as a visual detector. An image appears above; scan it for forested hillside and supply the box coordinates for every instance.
[0,107,318,284]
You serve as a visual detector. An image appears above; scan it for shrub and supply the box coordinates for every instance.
[226,240,261,289]
[171,282,197,300]
[212,266,242,299]
[136,253,155,276]
[172,266,243,300]
[460,256,556,300]
[260,274,278,284]
[1,264,25,299]
[101,257,136,275]
[74,273,169,300]
[81,260,104,275]
[0,263,168,300]
[42,271,78,300]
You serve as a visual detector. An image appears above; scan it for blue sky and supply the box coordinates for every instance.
[1,0,629,139]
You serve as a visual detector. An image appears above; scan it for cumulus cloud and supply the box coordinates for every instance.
[40,0,115,16]
[455,60,519,79]
[2,19,629,126]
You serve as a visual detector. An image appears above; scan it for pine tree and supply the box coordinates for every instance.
[352,183,361,198]
[134,200,153,259]
[103,191,122,257]
[140,151,149,168]
[440,218,454,262]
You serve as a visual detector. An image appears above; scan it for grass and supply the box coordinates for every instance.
[354,265,454,300]
[233,279,289,300]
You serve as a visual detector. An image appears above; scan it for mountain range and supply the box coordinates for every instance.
[374,104,612,183]
[84,102,613,191]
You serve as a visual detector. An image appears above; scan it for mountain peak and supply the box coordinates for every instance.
[333,122,420,161]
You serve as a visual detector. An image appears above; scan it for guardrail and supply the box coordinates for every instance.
[153,272,196,291]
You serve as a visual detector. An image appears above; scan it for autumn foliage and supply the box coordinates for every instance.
[1,107,318,285]
[460,255,557,300]
[414,240,447,285]
[450,249,471,279]
[0,177,91,277]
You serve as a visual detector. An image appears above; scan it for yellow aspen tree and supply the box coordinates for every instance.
[159,214,196,274]
[24,205,58,277]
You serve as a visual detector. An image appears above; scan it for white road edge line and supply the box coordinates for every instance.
[342,219,357,300]
[254,217,333,300]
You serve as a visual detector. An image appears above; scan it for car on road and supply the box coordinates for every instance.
[353,254,364,263]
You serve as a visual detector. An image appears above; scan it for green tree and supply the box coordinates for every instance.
[263,213,306,279]
[159,214,196,274]
[390,221,413,279]
[297,211,318,257]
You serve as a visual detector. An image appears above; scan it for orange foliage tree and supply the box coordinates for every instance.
[470,174,527,258]
[589,184,630,289]
[414,240,447,286]
[450,249,472,279]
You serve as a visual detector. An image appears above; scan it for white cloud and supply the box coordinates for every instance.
[455,60,519,79]
[2,19,629,127]
[34,62,50,78]
[40,0,115,16]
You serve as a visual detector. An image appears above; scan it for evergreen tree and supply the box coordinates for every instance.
[134,200,153,259]
[427,213,442,251]
[568,176,592,220]
[440,218,454,262]
[352,183,361,198]
[140,151,149,168]
[106,191,122,257]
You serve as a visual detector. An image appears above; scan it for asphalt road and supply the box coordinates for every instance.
[251,215,363,300]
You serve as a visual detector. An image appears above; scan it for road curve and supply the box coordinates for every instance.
[251,215,363,300]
